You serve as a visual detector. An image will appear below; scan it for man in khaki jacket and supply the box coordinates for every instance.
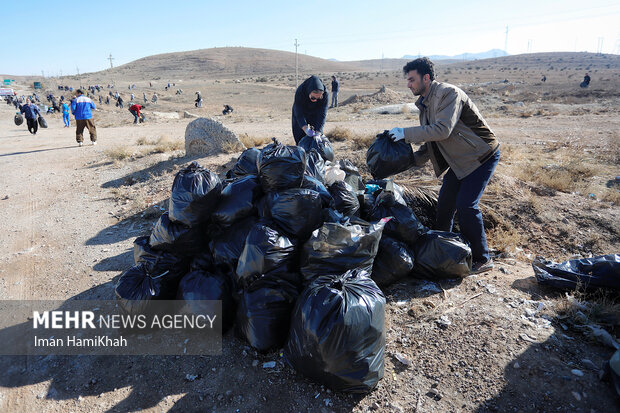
[389,57,500,274]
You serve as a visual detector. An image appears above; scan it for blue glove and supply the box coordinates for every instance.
[389,127,404,142]
[305,128,317,137]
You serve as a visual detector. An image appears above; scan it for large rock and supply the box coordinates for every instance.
[185,117,244,156]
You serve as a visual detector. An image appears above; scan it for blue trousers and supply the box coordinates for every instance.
[63,112,70,126]
[435,149,500,263]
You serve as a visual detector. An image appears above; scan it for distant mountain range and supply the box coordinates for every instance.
[402,49,508,61]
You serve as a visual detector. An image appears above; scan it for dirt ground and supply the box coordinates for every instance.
[1,54,619,412]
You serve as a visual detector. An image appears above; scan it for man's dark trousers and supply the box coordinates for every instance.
[26,118,38,134]
[435,149,500,263]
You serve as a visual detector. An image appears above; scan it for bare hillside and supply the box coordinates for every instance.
[94,47,364,80]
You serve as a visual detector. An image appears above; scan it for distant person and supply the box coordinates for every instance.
[20,98,41,135]
[71,89,97,146]
[541,75,546,82]
[580,73,591,88]
[388,57,500,275]
[62,101,71,127]
[291,75,329,144]
[130,93,135,102]
[152,93,158,103]
[105,96,110,105]
[117,95,124,108]
[98,95,102,105]
[143,92,147,104]
[222,104,233,115]
[330,75,339,108]
[128,103,144,124]
[195,91,203,107]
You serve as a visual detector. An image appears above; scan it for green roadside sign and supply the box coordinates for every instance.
[3,79,11,85]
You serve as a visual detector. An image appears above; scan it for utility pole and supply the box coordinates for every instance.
[108,53,115,69]
[504,26,509,54]
[294,39,299,87]
[596,37,603,54]
[41,70,45,78]
[527,40,533,54]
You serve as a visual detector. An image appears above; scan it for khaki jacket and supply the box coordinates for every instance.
[404,81,499,179]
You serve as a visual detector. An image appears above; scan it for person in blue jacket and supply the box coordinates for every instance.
[291,75,329,144]
[62,101,71,127]
[70,89,97,146]
[20,98,41,135]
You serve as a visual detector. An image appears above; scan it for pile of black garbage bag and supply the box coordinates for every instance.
[114,135,473,393]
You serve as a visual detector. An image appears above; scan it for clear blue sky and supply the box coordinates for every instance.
[3,0,618,76]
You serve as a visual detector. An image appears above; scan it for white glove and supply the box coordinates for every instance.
[389,127,404,142]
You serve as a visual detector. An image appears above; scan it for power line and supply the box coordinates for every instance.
[294,39,299,87]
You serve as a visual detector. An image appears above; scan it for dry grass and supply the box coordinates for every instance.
[150,136,183,153]
[551,289,620,327]
[238,133,272,148]
[351,134,375,150]
[221,140,246,153]
[600,188,620,204]
[325,127,354,142]
[105,146,133,161]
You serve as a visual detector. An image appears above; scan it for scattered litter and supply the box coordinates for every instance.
[314,393,320,399]
[185,374,199,382]
[519,333,538,343]
[572,391,582,401]
[393,352,412,367]
[323,398,331,407]
[437,315,451,329]
[571,369,584,377]
[262,361,276,369]
[513,362,520,369]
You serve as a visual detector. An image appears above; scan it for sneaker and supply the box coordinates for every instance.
[471,259,494,274]
[92,141,97,146]
[78,142,83,147]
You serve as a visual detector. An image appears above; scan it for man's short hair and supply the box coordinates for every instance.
[76,89,83,95]
[403,57,435,81]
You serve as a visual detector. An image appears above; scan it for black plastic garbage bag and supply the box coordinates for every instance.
[235,277,299,352]
[322,208,349,225]
[607,350,620,397]
[338,159,364,192]
[301,175,334,208]
[115,263,184,316]
[227,147,260,178]
[372,236,415,287]
[413,231,472,279]
[265,189,324,240]
[149,212,207,257]
[305,149,326,183]
[328,180,360,216]
[211,175,263,228]
[301,219,387,286]
[14,113,23,126]
[532,254,620,291]
[210,216,258,274]
[298,134,335,162]
[37,116,48,128]
[176,268,235,331]
[133,235,190,276]
[257,139,307,192]
[235,223,298,288]
[368,190,427,246]
[366,131,416,179]
[168,162,222,227]
[366,179,407,206]
[284,269,385,393]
